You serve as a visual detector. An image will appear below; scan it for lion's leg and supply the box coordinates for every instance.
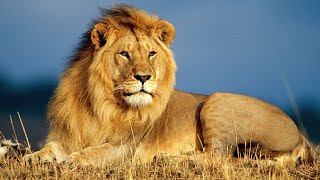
[199,94,240,159]
[22,141,68,164]
[65,143,134,166]
[200,92,303,162]
[200,128,242,160]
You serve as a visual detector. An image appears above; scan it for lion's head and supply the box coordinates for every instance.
[50,5,176,129]
[88,5,176,109]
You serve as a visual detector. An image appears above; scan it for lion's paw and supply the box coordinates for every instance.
[22,149,56,165]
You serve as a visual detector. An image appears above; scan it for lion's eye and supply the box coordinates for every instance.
[119,51,129,59]
[148,51,157,59]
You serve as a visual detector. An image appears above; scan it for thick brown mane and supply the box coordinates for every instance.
[100,4,159,31]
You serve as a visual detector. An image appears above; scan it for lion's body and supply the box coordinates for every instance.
[23,5,315,167]
[134,90,207,161]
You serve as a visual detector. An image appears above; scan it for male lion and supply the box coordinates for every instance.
[23,4,317,167]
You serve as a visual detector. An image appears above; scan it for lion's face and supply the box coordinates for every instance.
[89,20,176,108]
[107,31,164,107]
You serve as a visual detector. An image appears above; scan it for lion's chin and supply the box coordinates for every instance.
[123,92,153,108]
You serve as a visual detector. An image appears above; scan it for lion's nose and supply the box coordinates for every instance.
[134,74,151,84]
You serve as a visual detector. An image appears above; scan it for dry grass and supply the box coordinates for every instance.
[1,151,320,179]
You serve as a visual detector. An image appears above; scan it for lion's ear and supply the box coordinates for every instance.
[91,23,109,50]
[153,20,175,47]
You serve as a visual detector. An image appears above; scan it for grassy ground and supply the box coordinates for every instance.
[1,152,319,179]
[1,115,319,179]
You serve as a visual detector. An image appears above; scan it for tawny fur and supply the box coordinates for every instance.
[23,5,316,167]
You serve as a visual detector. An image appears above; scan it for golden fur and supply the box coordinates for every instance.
[23,5,317,167]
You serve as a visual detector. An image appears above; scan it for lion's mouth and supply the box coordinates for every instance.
[123,89,152,96]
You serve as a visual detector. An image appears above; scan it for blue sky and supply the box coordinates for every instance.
[1,0,320,112]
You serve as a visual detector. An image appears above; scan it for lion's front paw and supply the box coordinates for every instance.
[63,152,89,166]
[22,149,56,165]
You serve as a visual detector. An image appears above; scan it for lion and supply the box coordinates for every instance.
[23,4,317,167]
